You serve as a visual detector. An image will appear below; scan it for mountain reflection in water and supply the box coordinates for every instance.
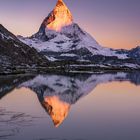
[42,96,70,127]
[0,72,140,139]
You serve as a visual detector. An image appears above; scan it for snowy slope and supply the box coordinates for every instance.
[19,23,128,60]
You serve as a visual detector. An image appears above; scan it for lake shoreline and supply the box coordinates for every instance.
[0,67,140,76]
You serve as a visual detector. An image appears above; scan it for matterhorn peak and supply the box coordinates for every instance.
[42,0,73,32]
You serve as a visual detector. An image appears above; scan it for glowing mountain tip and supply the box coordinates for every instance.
[45,0,73,31]
[42,96,70,127]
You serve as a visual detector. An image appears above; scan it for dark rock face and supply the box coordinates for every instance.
[128,46,140,64]
[33,22,85,42]
[0,75,35,99]
[0,24,49,74]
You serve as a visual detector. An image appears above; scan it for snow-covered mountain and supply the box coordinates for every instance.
[0,24,49,74]
[19,0,140,70]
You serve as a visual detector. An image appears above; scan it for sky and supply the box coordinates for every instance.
[0,0,140,49]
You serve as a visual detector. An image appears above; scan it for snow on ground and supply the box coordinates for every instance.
[19,31,128,60]
[0,32,4,39]
[0,32,14,41]
[45,56,58,62]
[123,63,140,69]
[60,54,77,57]
[19,35,128,60]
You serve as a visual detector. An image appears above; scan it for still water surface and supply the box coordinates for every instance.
[0,72,140,140]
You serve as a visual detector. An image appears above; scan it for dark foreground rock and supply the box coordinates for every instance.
[0,24,49,74]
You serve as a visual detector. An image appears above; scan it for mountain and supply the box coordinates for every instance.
[19,0,140,71]
[0,24,49,74]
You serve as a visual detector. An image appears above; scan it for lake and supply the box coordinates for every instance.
[0,72,140,140]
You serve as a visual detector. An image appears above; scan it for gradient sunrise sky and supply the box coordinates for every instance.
[0,0,140,49]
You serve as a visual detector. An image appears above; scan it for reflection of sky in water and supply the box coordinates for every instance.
[0,74,140,140]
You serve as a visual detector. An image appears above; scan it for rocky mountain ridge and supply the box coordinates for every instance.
[0,24,49,74]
